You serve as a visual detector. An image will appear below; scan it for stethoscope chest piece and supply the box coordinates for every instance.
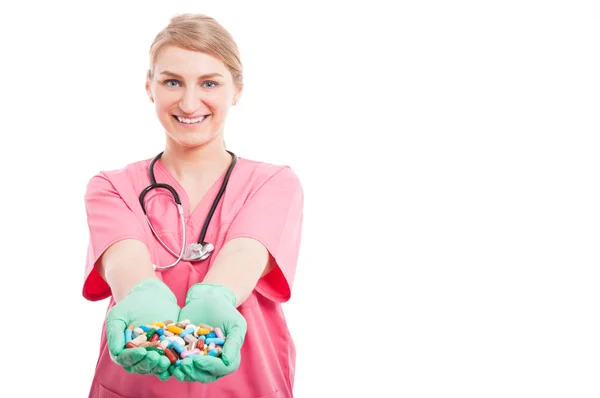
[184,242,214,261]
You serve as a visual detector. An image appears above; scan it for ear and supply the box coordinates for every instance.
[233,86,243,105]
[145,70,154,103]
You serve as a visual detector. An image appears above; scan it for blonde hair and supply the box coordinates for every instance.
[147,13,243,88]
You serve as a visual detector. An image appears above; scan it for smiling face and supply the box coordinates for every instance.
[146,45,242,149]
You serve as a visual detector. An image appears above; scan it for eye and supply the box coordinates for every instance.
[203,81,219,89]
[163,79,181,87]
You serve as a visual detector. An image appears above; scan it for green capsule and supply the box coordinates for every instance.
[146,328,157,339]
[146,347,165,355]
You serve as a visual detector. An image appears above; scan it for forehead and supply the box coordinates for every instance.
[154,45,228,77]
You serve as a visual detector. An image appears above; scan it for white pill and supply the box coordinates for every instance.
[131,334,147,345]
[184,334,197,343]
[159,340,170,349]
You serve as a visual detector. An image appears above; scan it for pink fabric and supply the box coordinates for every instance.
[82,156,303,398]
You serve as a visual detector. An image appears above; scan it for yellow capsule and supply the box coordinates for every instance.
[167,325,184,335]
[198,323,214,331]
[196,327,210,335]
[151,322,165,328]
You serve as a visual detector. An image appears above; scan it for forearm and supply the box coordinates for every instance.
[97,239,159,303]
[202,237,274,307]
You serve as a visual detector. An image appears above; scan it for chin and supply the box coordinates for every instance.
[170,132,220,149]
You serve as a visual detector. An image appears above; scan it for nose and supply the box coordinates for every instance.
[179,86,201,115]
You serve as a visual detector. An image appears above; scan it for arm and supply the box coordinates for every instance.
[202,237,275,307]
[83,173,159,303]
[97,239,159,303]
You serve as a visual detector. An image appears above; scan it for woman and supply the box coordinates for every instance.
[82,13,303,398]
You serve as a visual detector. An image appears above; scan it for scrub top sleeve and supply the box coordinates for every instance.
[82,173,147,301]
[225,166,304,303]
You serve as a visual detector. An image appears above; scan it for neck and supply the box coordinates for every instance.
[160,138,231,182]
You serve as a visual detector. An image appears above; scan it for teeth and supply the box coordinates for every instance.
[176,115,206,124]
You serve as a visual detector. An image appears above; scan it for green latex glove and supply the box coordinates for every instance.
[172,283,247,383]
[106,278,181,380]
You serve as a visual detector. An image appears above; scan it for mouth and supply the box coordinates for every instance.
[172,114,209,125]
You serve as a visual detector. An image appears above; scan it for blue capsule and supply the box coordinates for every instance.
[205,338,225,345]
[180,329,192,338]
[139,326,151,332]
[206,332,217,339]
[207,349,219,357]
[125,329,132,343]
[156,328,164,336]
[171,340,185,354]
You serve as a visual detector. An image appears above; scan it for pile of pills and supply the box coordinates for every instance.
[124,320,226,366]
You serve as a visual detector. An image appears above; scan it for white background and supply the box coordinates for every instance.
[0,1,599,397]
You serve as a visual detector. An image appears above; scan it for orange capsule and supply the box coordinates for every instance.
[125,342,137,349]
[164,348,178,364]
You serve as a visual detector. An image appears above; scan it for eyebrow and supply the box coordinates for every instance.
[158,70,224,79]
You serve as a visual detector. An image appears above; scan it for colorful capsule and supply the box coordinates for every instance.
[171,340,185,354]
[167,336,186,347]
[181,348,201,358]
[131,334,147,345]
[167,325,184,335]
[205,337,224,345]
[125,329,133,343]
[123,321,226,366]
[198,323,214,331]
[180,329,192,338]
[164,348,178,364]
[196,327,211,335]
[184,334,197,344]
[208,348,219,357]
[159,339,171,349]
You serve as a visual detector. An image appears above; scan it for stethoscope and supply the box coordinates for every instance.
[138,151,237,271]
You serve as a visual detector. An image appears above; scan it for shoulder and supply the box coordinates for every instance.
[84,158,151,199]
[235,156,303,192]
[238,157,301,186]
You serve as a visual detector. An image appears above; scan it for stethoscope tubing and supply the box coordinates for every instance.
[139,151,237,271]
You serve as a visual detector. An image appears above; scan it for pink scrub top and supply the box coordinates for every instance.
[82,155,304,398]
